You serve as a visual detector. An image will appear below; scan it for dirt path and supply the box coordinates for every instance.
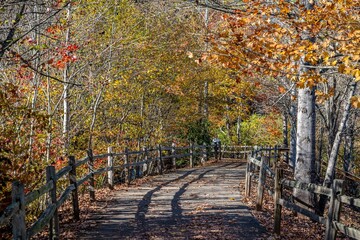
[78,160,268,239]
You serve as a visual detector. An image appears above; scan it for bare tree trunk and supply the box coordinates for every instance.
[294,86,316,208]
[293,0,317,209]
[324,81,357,187]
[282,112,288,147]
[236,116,241,145]
[289,88,297,168]
[343,112,356,173]
[62,5,71,156]
[88,88,104,150]
[28,4,41,163]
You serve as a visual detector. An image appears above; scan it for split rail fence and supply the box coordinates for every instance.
[245,146,360,240]
[0,143,251,239]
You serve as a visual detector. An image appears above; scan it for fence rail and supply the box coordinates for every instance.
[0,142,250,239]
[245,146,360,240]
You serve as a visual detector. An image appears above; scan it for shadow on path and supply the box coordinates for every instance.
[135,169,197,230]
[79,161,268,240]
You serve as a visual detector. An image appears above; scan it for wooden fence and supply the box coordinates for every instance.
[0,143,250,239]
[245,146,360,240]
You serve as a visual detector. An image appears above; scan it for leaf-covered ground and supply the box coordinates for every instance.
[238,162,358,240]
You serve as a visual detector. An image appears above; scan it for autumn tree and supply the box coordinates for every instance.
[205,0,360,208]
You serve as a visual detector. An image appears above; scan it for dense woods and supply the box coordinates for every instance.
[0,0,359,225]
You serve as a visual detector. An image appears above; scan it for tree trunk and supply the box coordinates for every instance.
[343,112,356,173]
[88,88,104,149]
[236,116,241,145]
[323,82,357,187]
[289,88,297,168]
[62,5,71,156]
[294,86,316,208]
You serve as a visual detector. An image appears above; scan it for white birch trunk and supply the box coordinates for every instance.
[294,86,316,208]
[324,82,357,187]
[289,88,297,168]
[62,5,71,155]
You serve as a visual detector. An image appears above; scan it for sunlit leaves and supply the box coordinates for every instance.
[209,0,360,86]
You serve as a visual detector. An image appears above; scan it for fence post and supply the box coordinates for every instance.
[143,146,148,176]
[256,156,268,211]
[171,143,176,169]
[201,144,205,165]
[46,166,59,239]
[325,179,344,240]
[205,143,209,162]
[68,156,80,220]
[87,149,96,201]
[214,143,218,160]
[274,168,283,235]
[190,143,194,168]
[107,147,114,190]
[245,153,252,197]
[124,147,130,184]
[158,144,163,174]
[11,181,26,240]
[218,141,222,160]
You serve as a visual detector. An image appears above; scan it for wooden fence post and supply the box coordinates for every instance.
[189,143,194,168]
[274,168,283,235]
[256,156,268,211]
[158,145,163,174]
[12,181,26,240]
[201,145,205,165]
[46,166,59,239]
[107,147,114,190]
[68,156,79,220]
[219,141,222,160]
[245,153,252,197]
[274,145,279,165]
[87,149,95,201]
[325,179,344,240]
[124,147,130,184]
[143,147,148,176]
[171,143,176,169]
[205,144,209,162]
[214,142,219,160]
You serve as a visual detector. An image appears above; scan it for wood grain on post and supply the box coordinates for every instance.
[256,156,268,211]
[143,147,148,176]
[107,147,114,190]
[68,156,80,220]
[12,181,26,240]
[87,149,95,201]
[244,155,252,197]
[274,168,283,235]
[201,145,205,165]
[171,143,176,169]
[218,142,222,160]
[124,147,130,184]
[325,179,344,240]
[189,143,194,168]
[46,166,59,240]
[158,145,163,175]
[205,144,209,162]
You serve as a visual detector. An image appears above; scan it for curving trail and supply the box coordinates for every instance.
[79,160,268,240]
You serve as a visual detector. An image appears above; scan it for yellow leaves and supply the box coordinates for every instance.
[297,75,327,89]
[278,86,286,94]
[186,51,193,59]
[338,64,346,73]
[350,96,360,108]
[354,69,360,81]
[305,53,318,65]
[297,81,306,88]
[315,88,335,104]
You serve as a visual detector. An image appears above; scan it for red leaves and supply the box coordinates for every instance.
[49,43,79,69]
